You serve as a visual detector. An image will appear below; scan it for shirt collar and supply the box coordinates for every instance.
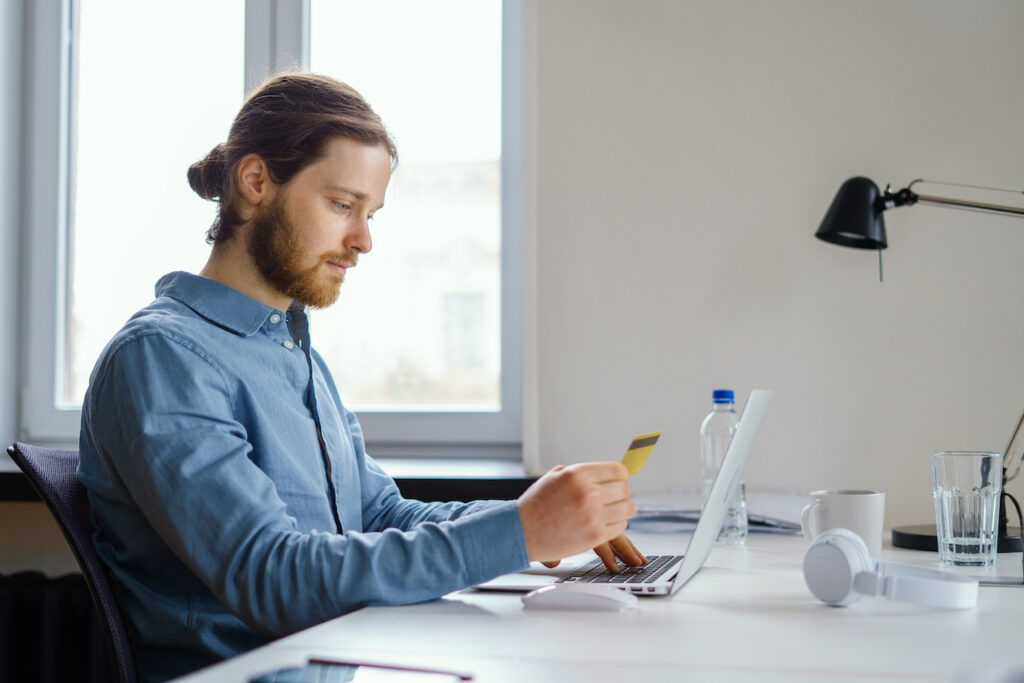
[155,271,283,337]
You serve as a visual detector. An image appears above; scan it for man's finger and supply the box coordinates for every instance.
[610,533,647,566]
[593,542,621,574]
[593,480,631,505]
[569,461,630,483]
[542,559,561,568]
[599,498,637,523]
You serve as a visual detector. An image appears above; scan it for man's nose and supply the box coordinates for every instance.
[346,216,372,254]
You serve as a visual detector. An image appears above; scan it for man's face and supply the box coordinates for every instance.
[247,136,392,309]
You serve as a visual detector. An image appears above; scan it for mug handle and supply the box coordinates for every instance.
[801,501,824,541]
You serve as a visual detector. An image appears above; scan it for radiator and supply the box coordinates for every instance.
[0,572,112,683]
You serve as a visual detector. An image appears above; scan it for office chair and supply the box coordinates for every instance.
[7,443,137,683]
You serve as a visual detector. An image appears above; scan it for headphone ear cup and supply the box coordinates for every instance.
[803,528,873,606]
[825,528,873,561]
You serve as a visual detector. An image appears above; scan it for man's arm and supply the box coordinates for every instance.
[345,410,645,572]
[83,333,530,637]
[342,410,509,530]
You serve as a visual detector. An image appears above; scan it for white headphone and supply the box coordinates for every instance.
[803,528,978,609]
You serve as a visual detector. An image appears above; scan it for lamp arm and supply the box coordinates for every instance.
[914,194,1024,219]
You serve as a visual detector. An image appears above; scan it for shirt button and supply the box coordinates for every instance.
[269,313,282,324]
[283,340,294,349]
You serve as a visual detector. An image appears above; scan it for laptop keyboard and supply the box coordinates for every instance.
[557,554,683,585]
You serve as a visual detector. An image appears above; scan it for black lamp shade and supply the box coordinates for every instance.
[816,176,888,250]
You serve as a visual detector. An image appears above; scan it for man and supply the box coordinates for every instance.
[79,73,644,683]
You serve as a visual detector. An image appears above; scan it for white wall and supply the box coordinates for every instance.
[524,0,1024,528]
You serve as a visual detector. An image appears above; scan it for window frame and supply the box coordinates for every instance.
[21,0,76,443]
[20,0,524,459]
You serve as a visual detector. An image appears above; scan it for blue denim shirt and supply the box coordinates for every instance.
[78,272,529,683]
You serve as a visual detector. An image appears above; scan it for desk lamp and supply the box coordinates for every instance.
[815,176,1024,552]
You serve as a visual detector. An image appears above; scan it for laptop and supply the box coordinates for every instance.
[476,389,773,596]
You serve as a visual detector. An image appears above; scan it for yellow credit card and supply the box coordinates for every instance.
[621,431,661,475]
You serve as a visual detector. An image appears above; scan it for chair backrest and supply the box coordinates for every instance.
[7,443,137,683]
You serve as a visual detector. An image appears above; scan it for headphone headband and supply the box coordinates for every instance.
[804,528,978,609]
[857,560,978,609]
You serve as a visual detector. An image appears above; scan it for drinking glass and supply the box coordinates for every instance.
[932,451,1002,566]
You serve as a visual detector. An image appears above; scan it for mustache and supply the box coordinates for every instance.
[322,252,359,268]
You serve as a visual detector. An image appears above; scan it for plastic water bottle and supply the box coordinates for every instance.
[700,389,748,544]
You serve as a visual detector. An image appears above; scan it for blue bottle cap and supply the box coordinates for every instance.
[712,389,734,403]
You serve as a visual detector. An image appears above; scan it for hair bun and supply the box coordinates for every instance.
[187,144,227,200]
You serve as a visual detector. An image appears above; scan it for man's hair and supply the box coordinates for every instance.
[187,73,398,243]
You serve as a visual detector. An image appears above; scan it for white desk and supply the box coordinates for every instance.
[173,533,1024,682]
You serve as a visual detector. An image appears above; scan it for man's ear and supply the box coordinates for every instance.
[235,153,275,220]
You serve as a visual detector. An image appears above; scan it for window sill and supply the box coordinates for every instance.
[0,457,535,503]
[376,457,535,503]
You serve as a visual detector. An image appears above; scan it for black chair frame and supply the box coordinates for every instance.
[8,443,137,683]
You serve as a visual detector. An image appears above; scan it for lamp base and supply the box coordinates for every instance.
[891,524,1022,553]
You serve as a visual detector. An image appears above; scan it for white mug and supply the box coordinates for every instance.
[801,490,886,558]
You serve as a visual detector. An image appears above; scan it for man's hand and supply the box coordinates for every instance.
[517,462,646,572]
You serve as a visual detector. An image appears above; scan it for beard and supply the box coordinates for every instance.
[247,196,357,309]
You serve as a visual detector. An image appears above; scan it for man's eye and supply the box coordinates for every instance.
[332,201,351,212]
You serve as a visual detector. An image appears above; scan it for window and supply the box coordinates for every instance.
[308,0,502,411]
[21,0,523,457]
[67,0,245,406]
